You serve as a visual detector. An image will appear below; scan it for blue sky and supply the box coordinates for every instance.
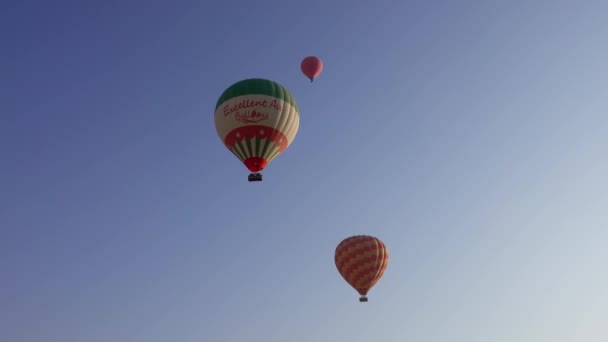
[1,1,607,341]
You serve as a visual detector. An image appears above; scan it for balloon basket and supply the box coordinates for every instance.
[248,173,263,182]
[359,296,368,302]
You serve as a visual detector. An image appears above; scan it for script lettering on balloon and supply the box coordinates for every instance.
[269,99,282,111]
[234,110,268,124]
[223,97,280,124]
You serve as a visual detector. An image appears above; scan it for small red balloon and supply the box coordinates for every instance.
[301,56,323,82]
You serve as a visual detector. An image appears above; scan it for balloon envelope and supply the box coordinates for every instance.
[301,56,323,82]
[334,235,389,302]
[214,78,300,174]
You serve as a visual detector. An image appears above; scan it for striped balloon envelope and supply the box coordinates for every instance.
[334,235,389,302]
[214,78,299,181]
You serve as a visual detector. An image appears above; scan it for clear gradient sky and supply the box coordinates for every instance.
[2,1,607,341]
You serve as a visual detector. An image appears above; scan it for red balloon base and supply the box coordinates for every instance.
[244,157,268,173]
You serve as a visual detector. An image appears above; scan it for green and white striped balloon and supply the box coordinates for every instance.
[214,78,300,175]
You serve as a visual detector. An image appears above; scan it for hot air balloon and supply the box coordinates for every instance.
[214,78,300,182]
[301,56,323,82]
[335,235,389,302]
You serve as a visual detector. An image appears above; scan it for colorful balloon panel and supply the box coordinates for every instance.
[214,78,300,173]
[301,56,323,82]
[335,235,389,301]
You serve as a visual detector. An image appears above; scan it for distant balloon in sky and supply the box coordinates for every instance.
[334,235,389,302]
[301,56,323,82]
[214,78,300,182]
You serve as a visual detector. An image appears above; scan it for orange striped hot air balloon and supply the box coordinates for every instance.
[334,235,389,302]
